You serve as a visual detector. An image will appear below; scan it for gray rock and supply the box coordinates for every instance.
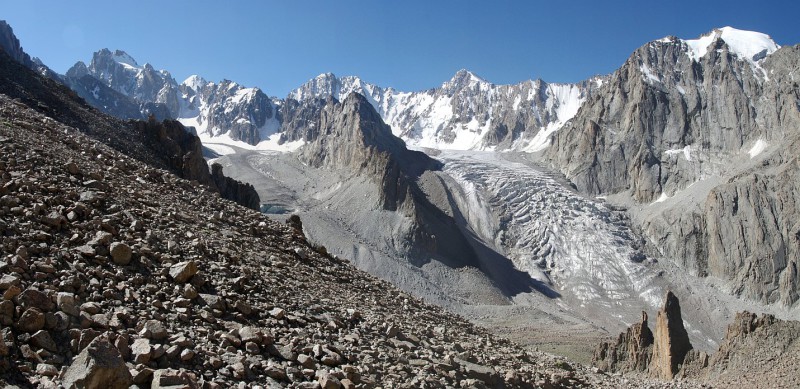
[57,292,80,317]
[30,330,58,352]
[169,260,198,283]
[62,337,132,389]
[131,338,153,364]
[140,319,168,340]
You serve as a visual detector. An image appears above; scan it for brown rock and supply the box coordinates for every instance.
[650,291,692,379]
[17,307,45,333]
[151,368,198,389]
[62,337,132,389]
[30,330,59,352]
[593,311,654,373]
[109,242,132,265]
[140,319,168,340]
[318,371,342,389]
[17,288,55,311]
[0,299,13,325]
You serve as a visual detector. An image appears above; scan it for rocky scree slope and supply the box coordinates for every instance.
[544,28,800,306]
[0,43,259,211]
[0,94,702,389]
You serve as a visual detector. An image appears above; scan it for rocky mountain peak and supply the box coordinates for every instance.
[289,72,369,102]
[111,49,139,67]
[0,20,32,67]
[442,69,491,94]
[181,74,208,92]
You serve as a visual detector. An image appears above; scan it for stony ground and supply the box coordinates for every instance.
[0,95,714,388]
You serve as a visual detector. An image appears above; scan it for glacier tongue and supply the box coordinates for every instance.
[439,151,660,306]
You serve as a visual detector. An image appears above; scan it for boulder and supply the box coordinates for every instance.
[62,337,132,389]
[169,260,198,283]
[109,242,132,265]
[16,307,45,333]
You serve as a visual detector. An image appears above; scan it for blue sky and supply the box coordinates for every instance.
[4,1,799,96]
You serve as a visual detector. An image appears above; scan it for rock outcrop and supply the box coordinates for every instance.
[298,94,439,211]
[0,20,32,68]
[131,118,261,210]
[593,292,692,379]
[593,311,653,373]
[595,292,799,386]
[650,292,692,379]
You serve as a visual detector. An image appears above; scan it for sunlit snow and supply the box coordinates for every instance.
[682,27,779,64]
[664,145,692,161]
[748,139,768,158]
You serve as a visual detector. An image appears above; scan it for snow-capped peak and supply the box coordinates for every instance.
[111,49,140,68]
[682,27,779,63]
[182,75,208,92]
[447,69,489,86]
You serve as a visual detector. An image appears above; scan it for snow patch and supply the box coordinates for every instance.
[640,64,660,83]
[524,122,562,153]
[664,145,692,161]
[111,51,139,68]
[748,139,767,158]
[199,132,305,153]
[653,192,670,204]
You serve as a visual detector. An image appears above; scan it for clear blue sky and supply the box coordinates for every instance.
[4,1,799,97]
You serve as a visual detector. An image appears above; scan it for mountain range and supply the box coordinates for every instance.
[55,25,800,309]
[1,18,799,387]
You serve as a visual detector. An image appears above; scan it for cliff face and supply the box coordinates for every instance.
[298,94,439,211]
[545,32,800,305]
[0,21,32,68]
